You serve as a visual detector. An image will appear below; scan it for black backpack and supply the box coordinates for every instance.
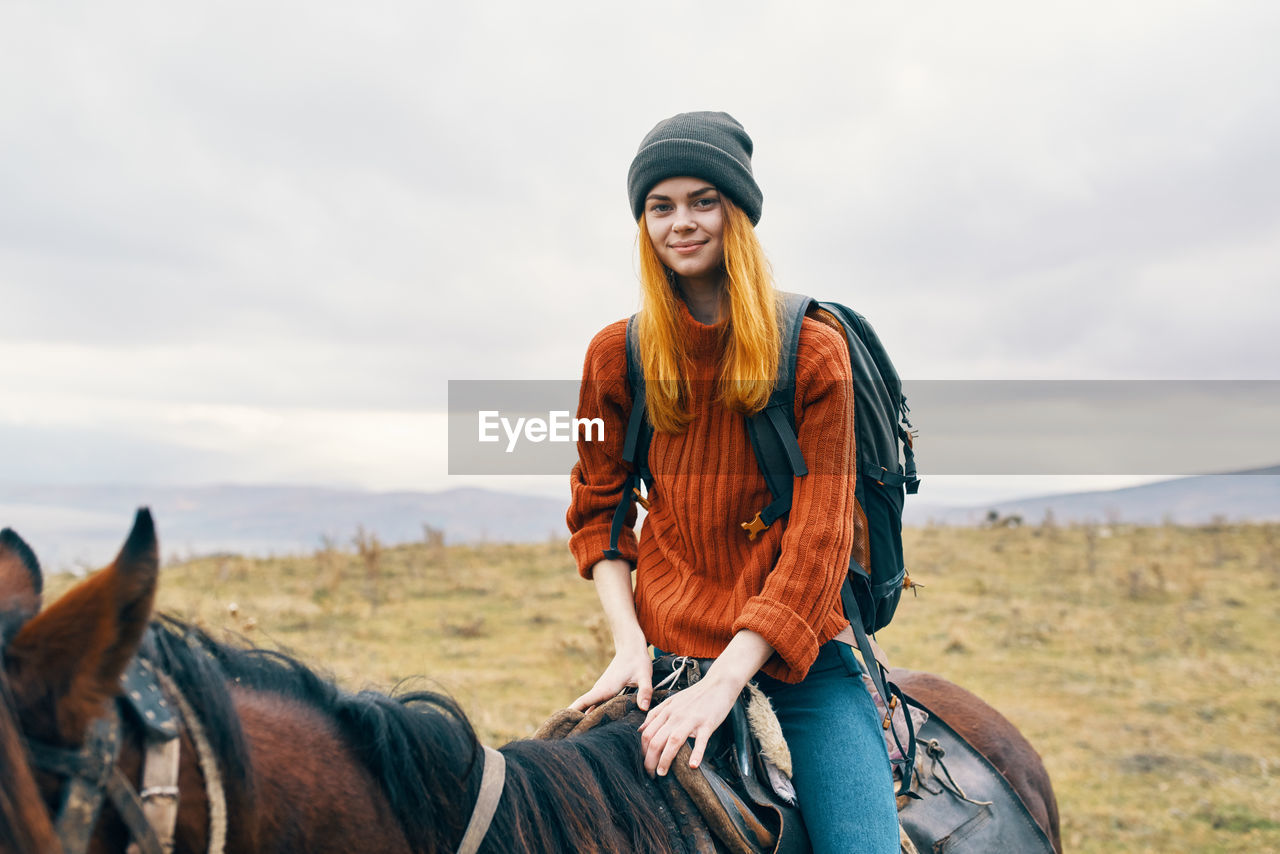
[603,291,921,787]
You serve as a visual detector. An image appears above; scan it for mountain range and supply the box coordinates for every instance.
[3,469,1277,570]
[905,466,1280,526]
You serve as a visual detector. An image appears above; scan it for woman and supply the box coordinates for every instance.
[566,111,899,853]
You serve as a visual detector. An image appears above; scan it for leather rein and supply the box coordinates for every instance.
[22,657,225,854]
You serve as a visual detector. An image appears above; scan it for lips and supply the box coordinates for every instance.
[670,241,707,254]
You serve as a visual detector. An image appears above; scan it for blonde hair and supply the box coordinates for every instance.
[636,197,781,433]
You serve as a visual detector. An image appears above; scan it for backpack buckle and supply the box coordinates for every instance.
[882,693,899,730]
[740,511,769,541]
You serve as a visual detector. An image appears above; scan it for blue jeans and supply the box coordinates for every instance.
[656,641,900,854]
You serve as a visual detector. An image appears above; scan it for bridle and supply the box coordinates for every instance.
[21,657,224,854]
[19,654,504,854]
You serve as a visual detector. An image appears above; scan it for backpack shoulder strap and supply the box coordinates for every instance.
[815,302,920,495]
[605,314,651,561]
[621,314,651,478]
[740,292,813,539]
[774,291,812,404]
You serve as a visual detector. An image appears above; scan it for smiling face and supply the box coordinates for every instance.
[642,176,726,289]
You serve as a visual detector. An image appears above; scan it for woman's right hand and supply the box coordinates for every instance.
[570,641,654,713]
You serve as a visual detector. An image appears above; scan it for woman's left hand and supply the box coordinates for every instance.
[638,671,743,776]
[638,629,775,777]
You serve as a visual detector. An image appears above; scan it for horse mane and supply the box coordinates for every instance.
[141,616,680,854]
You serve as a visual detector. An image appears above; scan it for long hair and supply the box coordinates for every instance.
[635,197,781,433]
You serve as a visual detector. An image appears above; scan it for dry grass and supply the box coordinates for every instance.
[43,521,1280,852]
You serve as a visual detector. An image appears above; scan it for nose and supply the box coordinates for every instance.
[672,207,696,232]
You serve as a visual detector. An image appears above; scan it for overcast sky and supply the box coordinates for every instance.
[2,1,1277,506]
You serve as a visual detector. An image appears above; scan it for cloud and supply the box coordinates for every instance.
[0,388,449,489]
[2,0,1278,493]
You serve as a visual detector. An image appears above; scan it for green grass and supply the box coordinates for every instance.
[45,521,1280,852]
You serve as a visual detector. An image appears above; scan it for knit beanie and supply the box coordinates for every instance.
[627,111,763,225]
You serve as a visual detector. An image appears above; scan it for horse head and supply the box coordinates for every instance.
[1,509,160,854]
[1,524,59,853]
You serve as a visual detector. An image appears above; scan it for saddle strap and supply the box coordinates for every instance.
[152,669,227,854]
[125,735,181,854]
[106,767,166,854]
[457,745,506,854]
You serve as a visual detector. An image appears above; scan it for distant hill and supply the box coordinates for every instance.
[904,466,1280,526]
[5,471,1279,569]
[0,484,570,570]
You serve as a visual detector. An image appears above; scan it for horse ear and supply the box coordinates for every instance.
[0,528,43,646]
[6,508,159,742]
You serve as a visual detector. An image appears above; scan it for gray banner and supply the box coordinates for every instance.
[448,380,1280,476]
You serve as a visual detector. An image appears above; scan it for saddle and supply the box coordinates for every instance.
[535,655,808,854]
[894,694,1056,854]
[538,656,1054,854]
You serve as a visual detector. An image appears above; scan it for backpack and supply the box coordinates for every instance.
[602,291,921,789]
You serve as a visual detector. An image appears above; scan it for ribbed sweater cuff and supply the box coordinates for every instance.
[569,522,638,579]
[733,596,820,682]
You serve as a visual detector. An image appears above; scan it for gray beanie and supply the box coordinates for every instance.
[627,111,763,225]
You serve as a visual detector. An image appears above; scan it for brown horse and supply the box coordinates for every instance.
[1,511,1061,853]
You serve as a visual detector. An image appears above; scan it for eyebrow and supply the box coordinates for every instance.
[645,186,719,202]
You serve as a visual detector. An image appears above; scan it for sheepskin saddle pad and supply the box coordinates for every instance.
[535,655,809,854]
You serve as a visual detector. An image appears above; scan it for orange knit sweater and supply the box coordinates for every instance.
[566,298,856,683]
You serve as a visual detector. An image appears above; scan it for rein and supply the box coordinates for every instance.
[23,657,227,854]
[25,712,162,854]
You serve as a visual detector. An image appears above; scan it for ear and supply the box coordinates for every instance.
[6,508,159,742]
[0,528,43,646]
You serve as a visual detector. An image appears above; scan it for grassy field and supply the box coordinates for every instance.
[45,521,1280,852]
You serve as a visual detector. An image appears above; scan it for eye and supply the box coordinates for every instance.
[649,202,672,214]
[693,197,719,208]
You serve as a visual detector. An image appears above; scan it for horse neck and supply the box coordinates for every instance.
[485,718,684,854]
[215,682,479,854]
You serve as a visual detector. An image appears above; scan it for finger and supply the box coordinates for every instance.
[641,714,671,774]
[644,727,674,776]
[656,732,687,777]
[636,671,653,712]
[638,695,671,734]
[569,683,610,712]
[687,727,709,770]
[639,706,662,740]
[642,726,657,774]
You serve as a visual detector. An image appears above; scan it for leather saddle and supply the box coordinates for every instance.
[895,693,1056,854]
[538,655,1056,854]
[536,655,808,854]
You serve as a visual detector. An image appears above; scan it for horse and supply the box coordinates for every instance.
[0,510,1061,853]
